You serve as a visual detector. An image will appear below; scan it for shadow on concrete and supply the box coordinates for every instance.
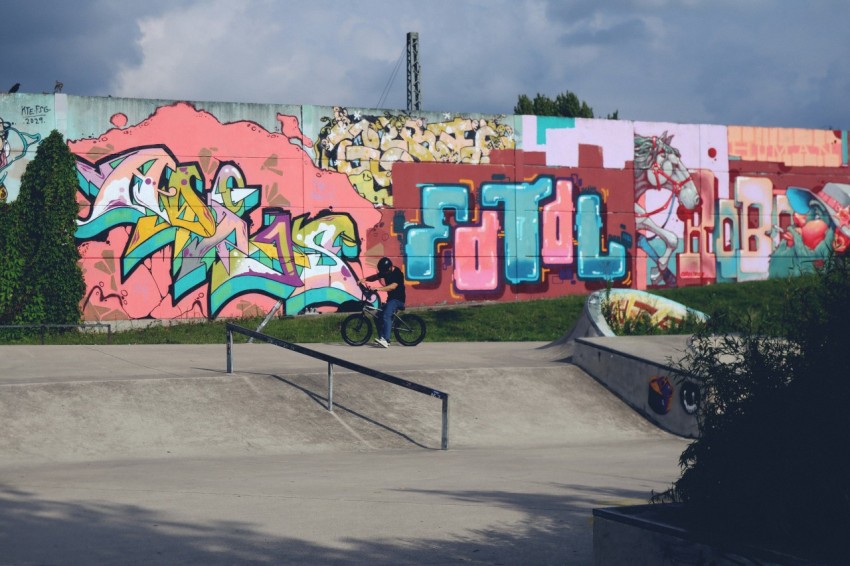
[0,481,650,564]
[268,373,433,450]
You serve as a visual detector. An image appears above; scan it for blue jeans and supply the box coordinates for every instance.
[378,298,404,341]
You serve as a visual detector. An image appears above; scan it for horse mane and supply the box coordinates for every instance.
[634,131,680,170]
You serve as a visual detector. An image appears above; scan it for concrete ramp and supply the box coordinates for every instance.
[0,343,669,464]
[573,335,699,437]
[544,289,707,438]
[537,290,606,360]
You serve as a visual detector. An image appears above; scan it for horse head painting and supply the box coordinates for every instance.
[633,132,700,286]
[0,117,42,203]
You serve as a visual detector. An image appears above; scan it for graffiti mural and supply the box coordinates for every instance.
[1,92,849,322]
[0,115,42,202]
[316,107,515,206]
[70,102,379,320]
[648,376,674,415]
[633,132,700,287]
[401,174,630,295]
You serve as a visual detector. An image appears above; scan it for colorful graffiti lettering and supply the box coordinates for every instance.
[2,92,850,322]
[68,102,379,320]
[402,175,629,294]
[75,143,363,318]
[316,107,515,207]
[713,177,850,283]
[599,288,708,334]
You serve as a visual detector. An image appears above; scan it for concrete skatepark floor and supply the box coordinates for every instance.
[0,341,689,564]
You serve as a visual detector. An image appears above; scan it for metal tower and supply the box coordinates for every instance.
[406,32,421,112]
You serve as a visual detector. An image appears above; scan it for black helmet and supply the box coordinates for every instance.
[377,257,393,273]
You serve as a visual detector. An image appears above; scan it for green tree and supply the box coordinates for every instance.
[657,256,850,561]
[0,130,84,326]
[514,94,534,115]
[514,90,614,119]
[0,200,20,321]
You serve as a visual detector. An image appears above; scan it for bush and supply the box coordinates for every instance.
[656,256,850,561]
[0,130,84,327]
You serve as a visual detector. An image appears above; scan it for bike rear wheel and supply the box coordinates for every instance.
[393,313,426,346]
[341,313,372,346]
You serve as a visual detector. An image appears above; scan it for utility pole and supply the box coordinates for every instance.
[406,32,421,112]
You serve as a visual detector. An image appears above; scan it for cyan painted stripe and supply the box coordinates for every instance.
[536,116,575,144]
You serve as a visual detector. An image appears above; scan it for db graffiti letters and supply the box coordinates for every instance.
[403,176,628,294]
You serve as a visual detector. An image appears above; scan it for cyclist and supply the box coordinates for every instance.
[358,257,406,348]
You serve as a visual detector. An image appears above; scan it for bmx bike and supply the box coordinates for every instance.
[340,285,426,346]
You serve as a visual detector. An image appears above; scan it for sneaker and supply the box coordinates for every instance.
[375,337,389,348]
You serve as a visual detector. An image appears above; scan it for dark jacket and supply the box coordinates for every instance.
[366,267,406,303]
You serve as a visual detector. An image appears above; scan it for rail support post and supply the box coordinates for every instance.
[441,395,450,450]
[327,362,334,412]
[226,327,233,374]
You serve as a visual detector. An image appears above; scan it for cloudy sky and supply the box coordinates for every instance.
[3,0,849,129]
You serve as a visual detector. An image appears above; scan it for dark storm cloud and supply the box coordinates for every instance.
[2,0,849,129]
[662,1,850,128]
[528,0,850,128]
[2,0,171,96]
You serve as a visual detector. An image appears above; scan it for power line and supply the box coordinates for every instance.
[376,47,405,109]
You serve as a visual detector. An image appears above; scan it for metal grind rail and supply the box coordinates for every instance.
[226,323,449,450]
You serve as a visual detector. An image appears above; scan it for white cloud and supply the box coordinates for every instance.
[9,0,842,129]
[112,0,283,103]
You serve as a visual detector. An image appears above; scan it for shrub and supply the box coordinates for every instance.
[0,130,84,328]
[656,256,850,561]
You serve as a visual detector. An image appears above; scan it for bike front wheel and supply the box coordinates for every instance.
[341,313,373,346]
[393,313,426,346]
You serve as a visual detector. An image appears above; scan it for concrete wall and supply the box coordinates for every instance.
[2,93,849,321]
[572,336,699,438]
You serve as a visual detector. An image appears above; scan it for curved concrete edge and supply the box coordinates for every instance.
[544,290,705,437]
[545,288,709,349]
[572,336,699,438]
[585,289,708,337]
[541,293,606,349]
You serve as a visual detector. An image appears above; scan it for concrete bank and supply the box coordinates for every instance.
[0,341,688,564]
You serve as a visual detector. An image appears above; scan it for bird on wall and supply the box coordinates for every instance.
[8,83,20,93]
[54,80,63,93]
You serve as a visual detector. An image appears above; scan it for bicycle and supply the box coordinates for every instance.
[340,285,426,346]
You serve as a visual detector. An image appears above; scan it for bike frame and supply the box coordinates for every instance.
[341,284,426,347]
[358,289,404,333]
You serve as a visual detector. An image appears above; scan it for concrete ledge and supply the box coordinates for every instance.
[573,336,699,437]
[593,505,814,565]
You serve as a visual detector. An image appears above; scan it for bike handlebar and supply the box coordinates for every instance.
[358,283,379,302]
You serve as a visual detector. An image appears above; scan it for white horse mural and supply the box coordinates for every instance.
[633,132,700,286]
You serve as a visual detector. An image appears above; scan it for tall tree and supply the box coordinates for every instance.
[0,130,84,325]
[0,200,18,321]
[514,90,616,119]
[514,94,534,115]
